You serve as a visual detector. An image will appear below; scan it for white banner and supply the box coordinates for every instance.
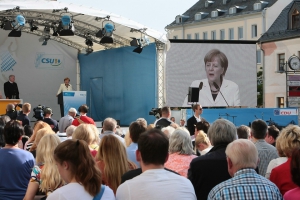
[288,81,300,86]
[273,109,298,116]
[0,30,77,120]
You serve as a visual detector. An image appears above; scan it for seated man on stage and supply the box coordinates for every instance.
[4,75,19,99]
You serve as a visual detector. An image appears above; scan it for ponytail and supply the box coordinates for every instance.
[54,140,102,196]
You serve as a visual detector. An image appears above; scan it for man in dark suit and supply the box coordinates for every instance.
[187,104,204,136]
[4,75,19,99]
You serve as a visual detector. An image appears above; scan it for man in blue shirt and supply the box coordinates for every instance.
[126,121,147,167]
[208,139,282,200]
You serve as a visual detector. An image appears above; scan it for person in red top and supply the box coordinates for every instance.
[71,104,95,126]
[270,125,300,195]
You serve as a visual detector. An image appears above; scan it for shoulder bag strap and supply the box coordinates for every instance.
[93,184,105,200]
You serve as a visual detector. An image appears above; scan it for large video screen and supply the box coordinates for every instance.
[166,40,257,107]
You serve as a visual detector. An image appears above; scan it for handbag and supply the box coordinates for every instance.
[93,185,105,200]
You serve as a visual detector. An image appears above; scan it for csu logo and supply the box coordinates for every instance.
[35,53,64,68]
[41,58,62,66]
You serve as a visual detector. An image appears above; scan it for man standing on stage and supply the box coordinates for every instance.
[4,75,19,99]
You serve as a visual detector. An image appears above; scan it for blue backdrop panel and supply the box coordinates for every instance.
[187,108,298,128]
[78,44,157,125]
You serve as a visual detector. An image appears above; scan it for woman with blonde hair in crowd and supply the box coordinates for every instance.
[29,128,55,158]
[72,124,98,157]
[25,121,51,151]
[270,125,300,195]
[24,134,63,199]
[89,124,100,150]
[165,129,197,177]
[96,135,136,194]
[47,140,115,200]
[195,131,213,156]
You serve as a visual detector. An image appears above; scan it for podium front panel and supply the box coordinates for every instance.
[63,91,87,116]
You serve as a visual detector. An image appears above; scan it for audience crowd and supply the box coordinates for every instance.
[2,104,300,200]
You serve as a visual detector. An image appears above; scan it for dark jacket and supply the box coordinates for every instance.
[187,115,205,136]
[4,81,19,99]
[188,143,231,200]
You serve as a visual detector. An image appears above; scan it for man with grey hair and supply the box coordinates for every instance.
[208,139,282,199]
[251,119,278,176]
[58,108,77,133]
[101,117,124,143]
[188,119,237,200]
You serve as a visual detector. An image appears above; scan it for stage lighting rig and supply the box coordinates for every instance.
[130,35,150,54]
[86,47,94,54]
[29,20,38,32]
[51,7,75,36]
[95,16,115,44]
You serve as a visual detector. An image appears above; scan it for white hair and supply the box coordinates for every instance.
[225,139,258,169]
[208,119,237,146]
[169,129,194,155]
[66,125,76,137]
[162,126,175,138]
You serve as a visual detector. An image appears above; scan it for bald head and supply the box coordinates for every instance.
[103,117,117,132]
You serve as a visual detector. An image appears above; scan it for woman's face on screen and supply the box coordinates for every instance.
[205,57,224,83]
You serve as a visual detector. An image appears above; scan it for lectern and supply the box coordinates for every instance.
[57,91,87,117]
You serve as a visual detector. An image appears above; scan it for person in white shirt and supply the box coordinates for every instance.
[116,129,197,200]
[47,140,115,200]
[56,77,73,96]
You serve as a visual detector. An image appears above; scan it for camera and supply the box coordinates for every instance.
[149,108,161,119]
[33,105,46,120]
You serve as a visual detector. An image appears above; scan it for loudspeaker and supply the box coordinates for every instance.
[188,87,199,103]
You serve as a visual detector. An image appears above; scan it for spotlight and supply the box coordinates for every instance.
[42,35,50,46]
[85,33,93,46]
[1,18,12,30]
[132,35,150,54]
[8,15,25,37]
[29,20,38,32]
[130,38,139,47]
[58,15,74,36]
[86,47,93,54]
[52,22,59,36]
[100,23,114,44]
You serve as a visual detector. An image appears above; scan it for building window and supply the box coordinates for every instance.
[211,31,216,40]
[211,11,218,17]
[229,7,237,14]
[238,27,243,39]
[203,32,208,40]
[229,28,234,40]
[278,53,285,71]
[277,97,284,108]
[173,36,178,39]
[195,33,199,40]
[187,34,192,39]
[252,24,257,38]
[220,29,225,40]
[292,9,300,29]
[257,50,261,64]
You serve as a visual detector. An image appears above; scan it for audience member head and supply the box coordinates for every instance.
[0,115,11,126]
[4,120,23,145]
[208,119,237,146]
[251,119,268,139]
[68,108,77,118]
[30,127,55,152]
[169,129,194,155]
[161,125,176,138]
[195,131,212,152]
[265,125,280,145]
[161,106,171,118]
[102,117,117,132]
[54,139,101,196]
[124,131,132,147]
[226,139,258,177]
[137,129,169,166]
[29,121,51,143]
[22,103,31,114]
[78,104,89,114]
[170,117,175,123]
[66,125,76,138]
[180,119,185,126]
[72,124,94,145]
[6,103,15,112]
[24,125,33,138]
[129,121,147,143]
[43,107,53,118]
[195,120,210,135]
[136,118,147,127]
[193,104,203,116]
[290,148,300,187]
[237,125,251,139]
[36,134,63,193]
[89,124,100,145]
[0,125,5,147]
[147,124,155,130]
[96,135,129,193]
[276,125,300,157]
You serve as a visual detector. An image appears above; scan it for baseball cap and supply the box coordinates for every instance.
[44,107,53,115]
[69,108,77,113]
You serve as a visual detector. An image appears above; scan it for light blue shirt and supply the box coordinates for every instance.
[126,143,140,168]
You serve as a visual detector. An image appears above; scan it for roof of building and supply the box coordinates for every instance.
[259,0,300,43]
[166,0,277,28]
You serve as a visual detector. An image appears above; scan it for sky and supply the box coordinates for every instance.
[59,0,198,33]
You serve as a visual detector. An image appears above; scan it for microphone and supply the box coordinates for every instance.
[213,82,229,107]
[199,82,203,90]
